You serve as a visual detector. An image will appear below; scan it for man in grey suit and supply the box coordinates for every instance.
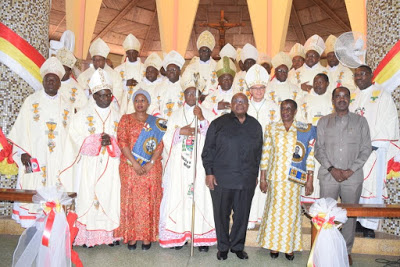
[315,87,372,266]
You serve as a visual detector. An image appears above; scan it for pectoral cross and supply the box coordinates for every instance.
[200,10,245,48]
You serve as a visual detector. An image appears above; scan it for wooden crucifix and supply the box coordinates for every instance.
[200,10,245,48]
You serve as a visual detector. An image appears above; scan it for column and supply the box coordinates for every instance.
[0,0,50,216]
[156,0,199,56]
[247,0,293,57]
[366,0,400,236]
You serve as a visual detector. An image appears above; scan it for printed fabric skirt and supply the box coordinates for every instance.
[257,180,302,253]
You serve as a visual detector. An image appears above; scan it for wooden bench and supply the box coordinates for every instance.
[303,203,400,246]
[0,188,77,212]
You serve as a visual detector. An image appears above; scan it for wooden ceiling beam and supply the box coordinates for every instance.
[311,0,351,32]
[50,15,66,37]
[290,4,306,44]
[93,0,140,41]
[141,11,158,54]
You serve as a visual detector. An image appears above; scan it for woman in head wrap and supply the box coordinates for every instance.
[114,89,166,250]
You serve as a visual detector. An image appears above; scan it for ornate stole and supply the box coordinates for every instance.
[132,115,167,165]
[288,122,316,185]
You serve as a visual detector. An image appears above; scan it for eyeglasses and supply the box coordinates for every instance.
[276,69,288,74]
[232,99,247,104]
[250,86,266,90]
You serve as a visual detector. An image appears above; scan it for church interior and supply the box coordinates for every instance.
[1,0,400,266]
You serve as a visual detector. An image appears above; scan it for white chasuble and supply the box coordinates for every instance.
[122,77,163,115]
[182,57,218,95]
[297,90,333,202]
[115,59,145,114]
[232,71,249,96]
[289,63,328,89]
[60,77,88,111]
[327,63,355,92]
[155,79,184,119]
[8,90,73,226]
[247,98,280,224]
[298,90,333,126]
[350,84,399,200]
[59,102,121,231]
[77,65,124,106]
[201,86,234,119]
[266,79,304,105]
[159,105,216,247]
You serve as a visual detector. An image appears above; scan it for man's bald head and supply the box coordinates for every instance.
[231,93,249,117]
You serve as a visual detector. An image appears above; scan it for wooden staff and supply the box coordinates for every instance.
[190,73,201,257]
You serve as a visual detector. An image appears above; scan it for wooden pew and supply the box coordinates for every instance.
[302,203,400,246]
[302,203,400,247]
[0,188,77,212]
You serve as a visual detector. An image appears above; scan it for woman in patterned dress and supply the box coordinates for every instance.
[115,90,164,250]
[257,99,315,261]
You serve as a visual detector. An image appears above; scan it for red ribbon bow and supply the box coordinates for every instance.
[312,215,335,229]
[41,201,57,247]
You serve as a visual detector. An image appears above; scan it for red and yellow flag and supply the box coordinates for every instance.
[373,39,400,93]
[0,22,45,91]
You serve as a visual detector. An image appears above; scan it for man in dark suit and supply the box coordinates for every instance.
[202,93,263,261]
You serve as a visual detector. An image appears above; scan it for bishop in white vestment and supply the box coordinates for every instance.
[201,57,237,118]
[350,65,400,233]
[233,43,258,97]
[266,52,303,105]
[77,38,123,106]
[60,69,121,247]
[325,35,355,93]
[132,52,164,115]
[289,35,328,92]
[159,82,216,250]
[245,64,280,229]
[288,43,305,84]
[56,47,88,111]
[154,50,185,119]
[115,34,145,114]
[9,58,73,228]
[182,30,218,96]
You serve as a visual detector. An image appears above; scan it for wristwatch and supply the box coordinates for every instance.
[327,166,334,172]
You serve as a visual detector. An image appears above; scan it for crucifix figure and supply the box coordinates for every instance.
[200,10,245,48]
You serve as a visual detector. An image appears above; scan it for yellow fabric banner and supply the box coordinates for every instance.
[344,0,367,37]
[156,0,199,56]
[66,0,102,59]
[247,0,293,57]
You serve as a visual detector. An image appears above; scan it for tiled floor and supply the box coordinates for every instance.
[1,235,399,267]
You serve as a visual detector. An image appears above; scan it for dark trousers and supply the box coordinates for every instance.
[210,186,255,252]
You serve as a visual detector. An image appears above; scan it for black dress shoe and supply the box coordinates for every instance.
[363,229,375,238]
[230,249,249,259]
[108,240,120,247]
[217,251,228,260]
[127,243,137,250]
[198,246,209,252]
[142,243,152,250]
[270,251,279,258]
[285,253,295,261]
[355,221,364,232]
